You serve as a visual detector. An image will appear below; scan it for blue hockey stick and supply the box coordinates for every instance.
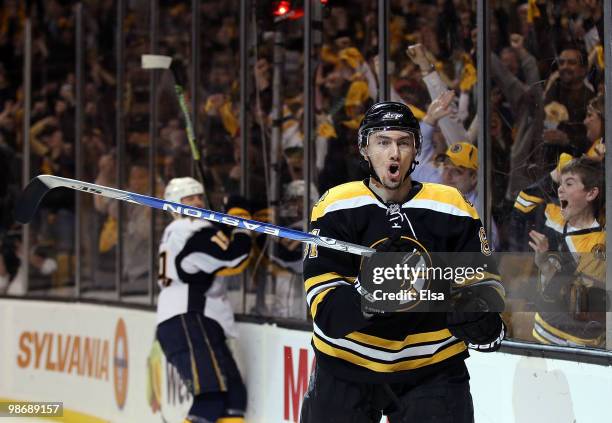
[15,175,376,257]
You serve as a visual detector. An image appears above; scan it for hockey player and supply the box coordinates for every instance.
[301,102,505,422]
[156,177,251,423]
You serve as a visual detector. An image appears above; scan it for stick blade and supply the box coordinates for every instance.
[14,176,54,224]
[141,54,172,69]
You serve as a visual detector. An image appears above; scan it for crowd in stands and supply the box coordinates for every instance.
[0,0,606,347]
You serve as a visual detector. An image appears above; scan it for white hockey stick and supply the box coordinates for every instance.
[15,175,376,258]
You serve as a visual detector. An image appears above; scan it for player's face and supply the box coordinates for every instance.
[558,172,598,222]
[364,130,416,190]
[441,164,476,195]
[180,194,204,208]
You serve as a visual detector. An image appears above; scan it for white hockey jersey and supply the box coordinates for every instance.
[156,218,251,338]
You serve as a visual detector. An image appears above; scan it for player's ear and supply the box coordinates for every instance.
[359,146,369,162]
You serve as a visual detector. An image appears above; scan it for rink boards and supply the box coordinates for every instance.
[0,298,610,422]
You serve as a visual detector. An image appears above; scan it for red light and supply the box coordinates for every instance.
[320,0,328,4]
[274,1,291,16]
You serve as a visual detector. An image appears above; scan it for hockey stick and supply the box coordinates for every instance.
[141,54,210,207]
[14,175,376,258]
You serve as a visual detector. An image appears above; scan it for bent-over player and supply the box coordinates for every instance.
[156,177,251,423]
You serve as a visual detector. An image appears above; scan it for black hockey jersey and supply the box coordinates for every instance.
[509,173,559,252]
[303,180,504,383]
[533,209,606,347]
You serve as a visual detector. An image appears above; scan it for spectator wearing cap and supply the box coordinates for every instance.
[438,141,500,249]
[437,142,479,207]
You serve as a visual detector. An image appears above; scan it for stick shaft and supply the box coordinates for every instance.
[173,83,212,209]
[16,175,375,258]
[174,84,200,160]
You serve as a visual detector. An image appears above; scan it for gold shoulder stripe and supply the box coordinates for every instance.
[305,272,354,291]
[311,181,377,222]
[514,202,537,214]
[518,191,545,204]
[346,329,452,351]
[544,203,564,231]
[411,183,479,219]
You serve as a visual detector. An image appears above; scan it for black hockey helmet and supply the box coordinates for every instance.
[358,102,422,182]
[357,101,422,152]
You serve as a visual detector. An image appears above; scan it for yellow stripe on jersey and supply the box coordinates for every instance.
[310,287,334,316]
[566,229,605,253]
[410,183,479,219]
[216,253,251,276]
[313,334,466,372]
[311,181,378,221]
[227,207,252,220]
[513,191,544,213]
[534,313,603,347]
[514,202,537,214]
[531,328,551,345]
[544,203,564,233]
[587,138,604,158]
[305,272,355,292]
[460,272,502,289]
[519,191,544,205]
[346,328,453,351]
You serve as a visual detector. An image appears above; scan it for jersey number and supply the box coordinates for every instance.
[211,231,230,251]
[158,251,173,287]
[304,229,320,259]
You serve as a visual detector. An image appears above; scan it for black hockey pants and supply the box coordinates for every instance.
[300,362,474,423]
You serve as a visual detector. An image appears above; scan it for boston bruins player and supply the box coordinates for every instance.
[301,102,506,423]
[156,177,251,423]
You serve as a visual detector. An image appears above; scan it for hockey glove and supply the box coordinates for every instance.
[375,231,408,252]
[446,295,505,352]
[356,233,408,317]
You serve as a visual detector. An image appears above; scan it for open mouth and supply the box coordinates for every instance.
[388,164,400,177]
[560,200,568,210]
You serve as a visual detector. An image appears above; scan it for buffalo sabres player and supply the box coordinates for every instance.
[301,102,506,422]
[156,177,251,423]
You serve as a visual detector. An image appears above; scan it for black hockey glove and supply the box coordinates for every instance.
[375,232,406,252]
[356,232,408,317]
[446,294,505,352]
